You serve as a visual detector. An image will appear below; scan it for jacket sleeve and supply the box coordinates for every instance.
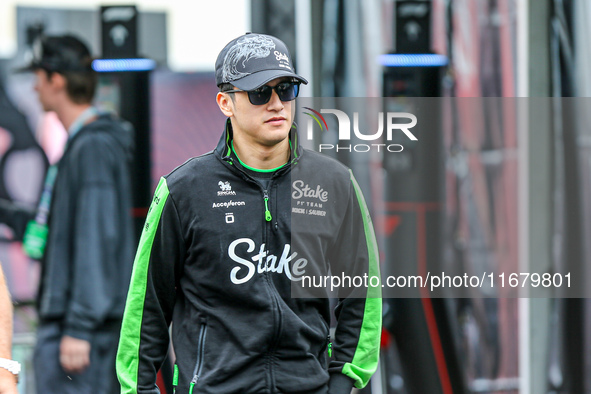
[117,177,183,393]
[327,170,382,392]
[0,198,35,240]
[63,136,130,340]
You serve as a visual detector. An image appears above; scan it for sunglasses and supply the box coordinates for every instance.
[222,81,300,105]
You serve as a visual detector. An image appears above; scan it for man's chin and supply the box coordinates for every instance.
[259,136,289,149]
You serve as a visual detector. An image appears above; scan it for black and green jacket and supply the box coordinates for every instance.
[117,122,382,394]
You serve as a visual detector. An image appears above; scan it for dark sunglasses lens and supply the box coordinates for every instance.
[248,86,273,105]
[276,83,299,101]
[247,82,300,105]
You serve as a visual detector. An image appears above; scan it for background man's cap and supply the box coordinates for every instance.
[215,32,308,91]
[15,34,93,73]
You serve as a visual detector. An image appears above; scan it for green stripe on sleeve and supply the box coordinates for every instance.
[117,178,170,393]
[342,171,382,388]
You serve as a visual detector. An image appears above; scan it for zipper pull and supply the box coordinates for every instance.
[173,364,179,390]
[328,341,333,358]
[263,190,272,221]
[189,374,199,394]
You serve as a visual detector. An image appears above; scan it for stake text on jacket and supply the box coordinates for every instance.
[228,238,308,284]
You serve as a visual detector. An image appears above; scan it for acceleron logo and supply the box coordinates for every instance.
[303,107,417,152]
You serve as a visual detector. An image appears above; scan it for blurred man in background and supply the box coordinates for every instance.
[1,34,135,393]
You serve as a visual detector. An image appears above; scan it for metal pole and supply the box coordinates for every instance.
[518,0,554,393]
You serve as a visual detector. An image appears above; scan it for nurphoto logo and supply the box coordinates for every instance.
[303,107,418,153]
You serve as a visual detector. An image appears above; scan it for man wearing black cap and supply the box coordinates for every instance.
[117,33,381,394]
[3,34,135,393]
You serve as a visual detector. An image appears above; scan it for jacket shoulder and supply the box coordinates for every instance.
[162,151,217,186]
[74,115,134,151]
[80,114,134,140]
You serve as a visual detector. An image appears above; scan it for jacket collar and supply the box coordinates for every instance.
[215,118,303,165]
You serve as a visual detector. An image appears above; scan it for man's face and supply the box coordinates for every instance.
[224,77,294,147]
[34,69,57,112]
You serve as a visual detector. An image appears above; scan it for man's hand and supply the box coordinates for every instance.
[0,368,18,393]
[59,335,91,374]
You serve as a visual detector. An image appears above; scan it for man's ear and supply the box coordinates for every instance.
[216,92,234,118]
[49,72,67,91]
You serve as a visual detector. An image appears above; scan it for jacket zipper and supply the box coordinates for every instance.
[319,315,332,358]
[261,186,282,393]
[219,159,283,391]
[189,322,207,394]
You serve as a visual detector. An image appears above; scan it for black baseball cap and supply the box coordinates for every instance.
[215,32,308,91]
[15,34,94,73]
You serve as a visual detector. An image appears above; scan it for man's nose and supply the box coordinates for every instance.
[267,88,284,109]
